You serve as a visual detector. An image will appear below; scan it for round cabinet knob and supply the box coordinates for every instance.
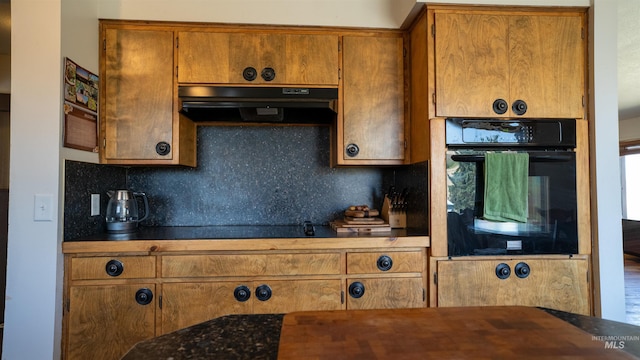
[155,141,171,156]
[512,100,528,116]
[345,143,360,157]
[105,259,124,277]
[234,285,251,302]
[514,262,531,279]
[348,282,365,298]
[495,263,511,279]
[135,288,153,305]
[256,284,272,301]
[261,67,276,81]
[243,67,257,81]
[492,99,508,114]
[376,255,393,272]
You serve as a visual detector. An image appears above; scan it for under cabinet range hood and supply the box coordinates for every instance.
[179,86,339,124]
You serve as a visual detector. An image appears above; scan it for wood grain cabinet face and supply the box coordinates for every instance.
[178,32,339,85]
[64,254,158,360]
[433,11,585,119]
[436,258,590,315]
[161,253,342,277]
[346,277,425,310]
[345,250,426,310]
[66,283,156,360]
[340,35,406,164]
[161,279,342,334]
[70,256,156,280]
[102,28,175,161]
[161,281,253,334]
[346,251,423,274]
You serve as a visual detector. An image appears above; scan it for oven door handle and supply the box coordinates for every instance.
[450,154,574,163]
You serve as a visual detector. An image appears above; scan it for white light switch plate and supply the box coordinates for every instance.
[91,193,100,216]
[34,194,53,221]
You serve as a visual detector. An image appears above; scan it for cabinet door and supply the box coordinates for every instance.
[341,35,405,164]
[179,32,338,85]
[434,12,510,118]
[161,282,252,334]
[253,279,343,313]
[509,15,585,118]
[178,31,231,83]
[228,33,286,84]
[102,28,174,161]
[346,277,425,310]
[434,12,585,118]
[66,284,156,360]
[283,34,339,85]
[436,258,590,315]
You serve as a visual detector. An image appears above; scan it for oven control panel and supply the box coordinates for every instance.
[445,118,576,148]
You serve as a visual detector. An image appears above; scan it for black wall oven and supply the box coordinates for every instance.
[445,118,578,256]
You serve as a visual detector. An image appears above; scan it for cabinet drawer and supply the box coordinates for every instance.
[70,256,156,280]
[347,251,424,274]
[346,277,425,310]
[162,253,341,277]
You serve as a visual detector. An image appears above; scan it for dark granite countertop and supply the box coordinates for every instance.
[120,308,640,360]
[66,225,429,242]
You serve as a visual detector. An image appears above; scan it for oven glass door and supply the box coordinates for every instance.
[446,149,578,256]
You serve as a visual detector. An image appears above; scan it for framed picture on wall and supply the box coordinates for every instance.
[63,58,98,152]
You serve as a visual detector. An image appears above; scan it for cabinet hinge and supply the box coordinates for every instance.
[176,36,179,48]
[159,295,163,309]
[433,272,438,285]
[341,290,344,304]
[423,288,426,302]
[582,95,585,108]
[403,47,407,58]
[338,41,341,52]
[431,23,435,38]
[432,93,436,105]
[338,68,341,80]
[65,298,70,312]
[176,65,179,78]
[103,38,106,51]
[102,138,106,149]
[404,140,407,149]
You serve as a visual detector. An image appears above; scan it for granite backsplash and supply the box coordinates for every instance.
[64,125,428,240]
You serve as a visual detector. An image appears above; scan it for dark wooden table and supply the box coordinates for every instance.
[278,306,638,359]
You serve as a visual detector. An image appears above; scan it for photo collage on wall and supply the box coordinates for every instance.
[63,58,99,152]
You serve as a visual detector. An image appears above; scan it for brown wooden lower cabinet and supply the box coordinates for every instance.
[62,244,429,360]
[66,284,156,360]
[434,256,590,315]
[161,279,343,334]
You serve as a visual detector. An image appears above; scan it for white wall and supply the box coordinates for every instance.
[3,0,99,359]
[589,0,626,321]
[2,0,626,359]
[5,1,63,359]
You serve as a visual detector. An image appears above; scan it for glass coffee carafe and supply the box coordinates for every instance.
[105,190,149,233]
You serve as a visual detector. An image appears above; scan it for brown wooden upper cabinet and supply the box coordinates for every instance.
[339,35,406,165]
[100,24,196,166]
[178,32,339,86]
[432,10,586,119]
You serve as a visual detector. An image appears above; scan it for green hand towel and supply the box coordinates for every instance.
[483,152,529,223]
